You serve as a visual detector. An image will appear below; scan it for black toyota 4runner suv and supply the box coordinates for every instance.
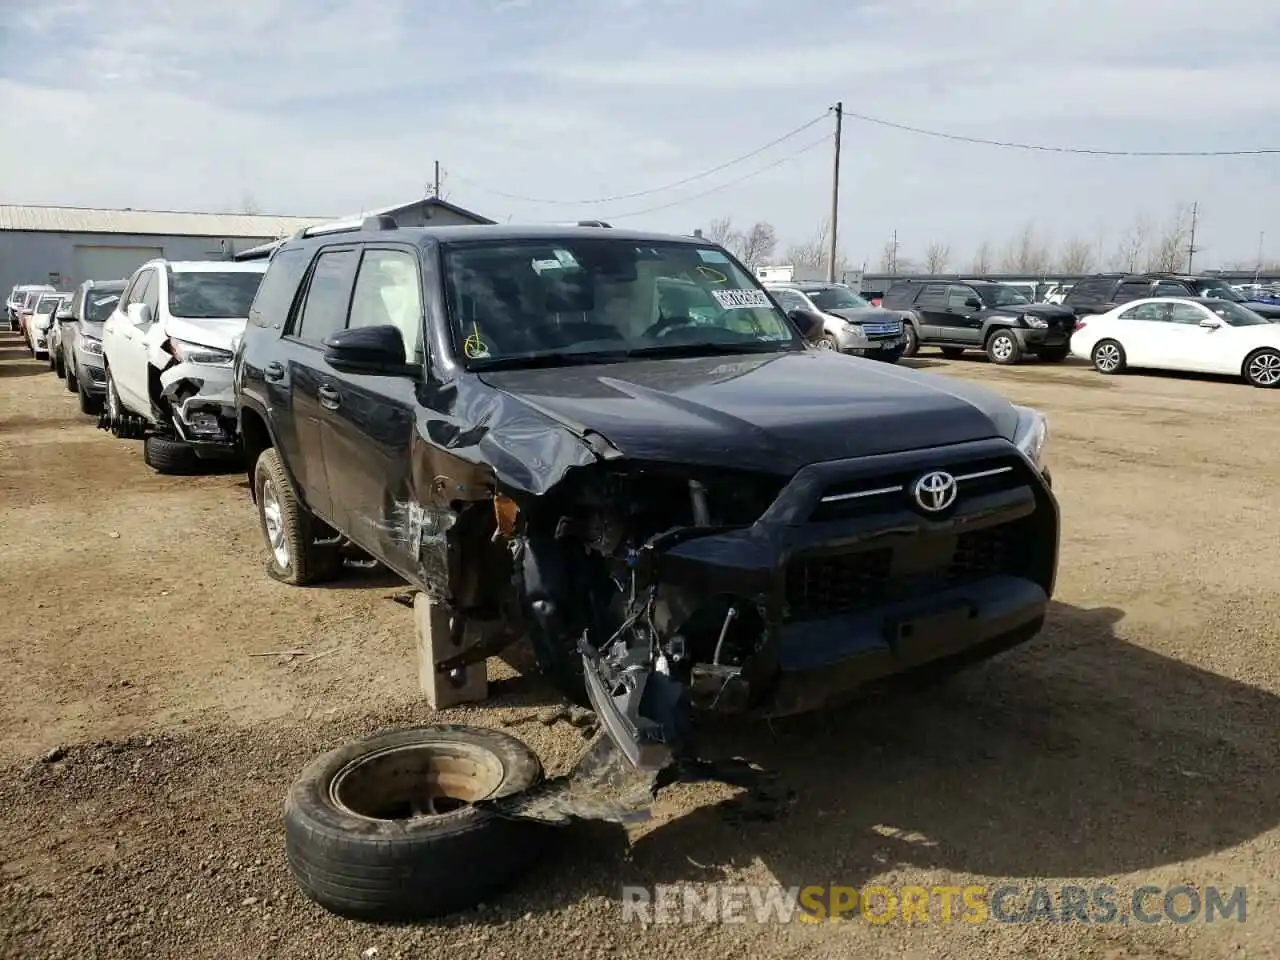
[882,278,1076,364]
[1065,273,1280,321]
[234,220,1059,771]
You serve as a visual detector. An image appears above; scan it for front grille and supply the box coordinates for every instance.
[784,523,1018,621]
[811,456,1024,523]
[861,321,902,337]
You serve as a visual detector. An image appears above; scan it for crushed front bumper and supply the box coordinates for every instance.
[158,361,240,458]
[582,437,1059,770]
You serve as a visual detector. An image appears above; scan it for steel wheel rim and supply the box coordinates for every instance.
[992,335,1013,361]
[330,741,504,823]
[1095,343,1120,372]
[261,478,290,568]
[1248,352,1280,385]
[818,337,835,350]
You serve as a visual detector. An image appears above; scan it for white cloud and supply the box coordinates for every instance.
[2,0,1279,267]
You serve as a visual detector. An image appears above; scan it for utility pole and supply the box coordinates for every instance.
[433,161,441,199]
[1186,201,1199,273]
[890,229,899,273]
[1256,231,1265,284]
[827,101,843,283]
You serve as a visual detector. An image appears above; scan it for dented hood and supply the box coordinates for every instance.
[480,350,1014,476]
[162,316,247,351]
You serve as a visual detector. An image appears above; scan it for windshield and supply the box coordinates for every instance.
[441,238,801,366]
[979,284,1031,307]
[1208,300,1269,326]
[86,288,124,322]
[808,286,870,310]
[35,297,62,314]
[168,271,265,318]
[1193,278,1245,302]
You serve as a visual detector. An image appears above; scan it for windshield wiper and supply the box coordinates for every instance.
[624,341,791,359]
[470,349,631,371]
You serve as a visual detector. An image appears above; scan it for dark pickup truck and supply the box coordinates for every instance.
[234,221,1060,771]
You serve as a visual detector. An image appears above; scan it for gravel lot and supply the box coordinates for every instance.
[2,329,1278,960]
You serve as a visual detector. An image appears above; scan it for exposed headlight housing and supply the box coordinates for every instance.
[1012,404,1048,471]
[78,335,104,356]
[1024,316,1048,328]
[165,338,233,365]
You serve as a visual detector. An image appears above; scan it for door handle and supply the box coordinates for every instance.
[318,384,341,410]
[264,361,285,382]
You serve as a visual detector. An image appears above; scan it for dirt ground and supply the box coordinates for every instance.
[2,328,1278,960]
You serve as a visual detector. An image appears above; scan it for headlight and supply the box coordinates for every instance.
[167,338,233,365]
[1024,316,1048,329]
[1012,405,1048,470]
[78,336,103,356]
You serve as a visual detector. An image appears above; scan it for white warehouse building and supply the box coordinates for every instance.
[0,198,494,294]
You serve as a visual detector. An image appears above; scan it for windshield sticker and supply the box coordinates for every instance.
[553,249,579,267]
[531,258,563,274]
[92,295,119,308]
[697,265,728,284]
[463,324,491,359]
[697,248,730,264]
[712,289,772,310]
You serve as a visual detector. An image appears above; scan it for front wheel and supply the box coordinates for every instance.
[253,448,342,585]
[1244,348,1280,388]
[53,352,64,377]
[143,435,201,475]
[986,329,1023,365]
[901,322,919,357]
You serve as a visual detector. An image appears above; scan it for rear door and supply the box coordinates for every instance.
[1115,301,1171,367]
[941,284,985,344]
[320,245,425,577]
[281,245,361,525]
[104,268,155,412]
[912,283,949,339]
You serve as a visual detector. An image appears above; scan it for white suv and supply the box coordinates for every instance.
[100,258,267,473]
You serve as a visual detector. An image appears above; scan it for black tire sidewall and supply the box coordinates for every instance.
[284,725,549,920]
[144,435,199,475]
[1092,339,1125,374]
[1244,348,1280,388]
[254,449,300,582]
[902,322,919,357]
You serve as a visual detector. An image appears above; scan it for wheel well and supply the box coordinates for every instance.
[1242,347,1280,378]
[984,325,1013,343]
[239,409,272,499]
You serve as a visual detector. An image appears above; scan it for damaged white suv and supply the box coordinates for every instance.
[100,259,267,473]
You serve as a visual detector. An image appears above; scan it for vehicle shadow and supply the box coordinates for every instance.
[898,358,945,370]
[0,358,46,378]
[514,599,1280,912]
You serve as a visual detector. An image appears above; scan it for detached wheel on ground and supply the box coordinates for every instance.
[284,725,551,921]
[143,435,202,475]
[1091,339,1126,375]
[1244,348,1280,388]
[940,347,965,360]
[253,447,342,585]
[985,329,1022,365]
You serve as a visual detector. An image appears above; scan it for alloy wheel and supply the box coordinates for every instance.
[261,477,291,569]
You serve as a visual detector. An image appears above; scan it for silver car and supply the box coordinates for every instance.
[766,281,908,362]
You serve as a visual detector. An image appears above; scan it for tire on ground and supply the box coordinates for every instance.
[284,725,551,921]
[901,321,919,357]
[985,328,1022,365]
[78,380,101,415]
[253,447,342,585]
[143,435,202,475]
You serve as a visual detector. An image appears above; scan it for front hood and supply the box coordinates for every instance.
[825,307,904,325]
[162,316,246,350]
[79,320,106,339]
[480,351,1016,476]
[1242,300,1280,319]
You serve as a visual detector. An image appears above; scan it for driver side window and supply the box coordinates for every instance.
[770,289,808,312]
[1120,303,1169,322]
[945,285,976,309]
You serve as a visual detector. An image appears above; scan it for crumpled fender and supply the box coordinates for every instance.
[158,360,235,406]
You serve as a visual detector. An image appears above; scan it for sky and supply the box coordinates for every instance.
[3,0,1279,270]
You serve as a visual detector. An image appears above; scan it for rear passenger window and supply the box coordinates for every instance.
[1115,281,1152,302]
[249,248,309,328]
[915,284,947,308]
[294,248,358,344]
[1068,279,1110,301]
[1152,281,1188,296]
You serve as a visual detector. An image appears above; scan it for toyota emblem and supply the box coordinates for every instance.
[913,470,958,512]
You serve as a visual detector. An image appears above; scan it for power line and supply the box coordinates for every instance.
[840,109,1280,157]
[599,134,832,220]
[445,112,831,205]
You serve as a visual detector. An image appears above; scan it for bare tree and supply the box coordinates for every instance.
[1057,237,1095,273]
[924,242,951,274]
[1110,212,1150,272]
[738,222,778,269]
[878,238,898,273]
[703,216,742,257]
[239,193,262,215]
[1000,222,1052,273]
[1144,203,1194,273]
[785,221,852,276]
[970,241,994,274]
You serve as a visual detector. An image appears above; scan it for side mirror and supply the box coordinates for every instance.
[965,297,983,309]
[126,303,153,326]
[787,308,826,343]
[1199,317,1222,329]
[323,324,416,375]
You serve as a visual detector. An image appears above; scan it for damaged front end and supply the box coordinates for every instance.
[155,345,240,456]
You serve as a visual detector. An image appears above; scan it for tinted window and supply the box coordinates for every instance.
[348,249,423,361]
[769,288,809,312]
[945,285,976,308]
[1115,281,1153,302]
[1167,303,1206,325]
[981,284,1031,307]
[915,284,948,308]
[808,286,870,310]
[168,270,265,319]
[1119,303,1169,322]
[1152,281,1190,297]
[1210,301,1268,326]
[248,248,309,328]
[295,249,359,343]
[35,297,60,314]
[881,282,917,309]
[1067,279,1114,301]
[1192,278,1245,302]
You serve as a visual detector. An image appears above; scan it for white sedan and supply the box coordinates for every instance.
[1070,297,1280,388]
